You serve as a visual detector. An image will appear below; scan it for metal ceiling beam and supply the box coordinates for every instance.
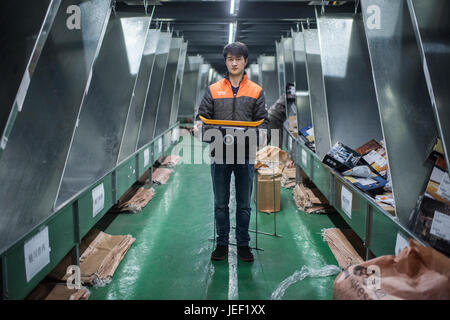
[188,44,275,52]
[118,2,317,20]
[115,0,357,73]
[119,0,353,2]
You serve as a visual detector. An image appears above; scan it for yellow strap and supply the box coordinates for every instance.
[199,115,264,127]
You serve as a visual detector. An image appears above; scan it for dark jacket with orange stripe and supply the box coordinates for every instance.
[196,73,269,161]
[197,73,268,128]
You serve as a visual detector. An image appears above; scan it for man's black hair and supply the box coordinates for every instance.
[223,42,249,60]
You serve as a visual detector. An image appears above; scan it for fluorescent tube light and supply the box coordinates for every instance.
[230,0,235,15]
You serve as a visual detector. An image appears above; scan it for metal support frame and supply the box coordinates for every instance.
[0,0,61,161]
[361,0,439,228]
[364,203,373,261]
[135,154,140,181]
[248,160,283,239]
[1,256,7,300]
[0,0,113,257]
[149,146,154,188]
[329,172,336,207]
[0,121,180,300]
[71,201,80,267]
[407,0,450,172]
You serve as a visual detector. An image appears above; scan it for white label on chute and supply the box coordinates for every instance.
[437,173,450,201]
[158,137,163,154]
[430,210,450,242]
[302,149,307,167]
[341,186,352,219]
[92,183,105,218]
[144,148,150,168]
[395,232,409,256]
[172,128,180,142]
[24,227,50,282]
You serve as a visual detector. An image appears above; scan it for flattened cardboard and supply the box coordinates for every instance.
[79,231,135,285]
[323,228,364,269]
[116,187,155,213]
[293,183,334,214]
[152,168,173,185]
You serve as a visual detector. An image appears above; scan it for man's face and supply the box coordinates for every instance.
[225,54,247,76]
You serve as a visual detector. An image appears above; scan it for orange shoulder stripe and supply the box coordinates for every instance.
[236,81,262,99]
[210,78,262,100]
[210,79,234,99]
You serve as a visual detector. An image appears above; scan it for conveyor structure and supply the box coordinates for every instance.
[1,0,449,300]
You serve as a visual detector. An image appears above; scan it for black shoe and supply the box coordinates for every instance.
[211,245,228,261]
[237,246,254,262]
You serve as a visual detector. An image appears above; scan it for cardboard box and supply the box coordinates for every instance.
[355,139,382,156]
[255,145,288,170]
[362,149,388,178]
[288,115,297,130]
[378,203,396,216]
[355,139,389,178]
[299,124,314,143]
[323,142,361,172]
[343,175,387,196]
[299,124,312,137]
[254,168,281,213]
[353,176,387,193]
[434,154,447,172]
[434,138,444,156]
[375,193,394,205]
[375,193,396,216]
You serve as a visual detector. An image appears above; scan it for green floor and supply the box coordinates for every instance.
[89,133,349,300]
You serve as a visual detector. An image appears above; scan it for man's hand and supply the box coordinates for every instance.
[192,120,202,139]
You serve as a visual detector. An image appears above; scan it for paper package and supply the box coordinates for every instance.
[333,240,450,300]
[152,167,173,185]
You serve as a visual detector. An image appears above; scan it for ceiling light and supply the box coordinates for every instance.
[230,0,235,15]
[228,22,234,44]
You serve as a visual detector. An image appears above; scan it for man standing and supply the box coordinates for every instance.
[194,42,269,262]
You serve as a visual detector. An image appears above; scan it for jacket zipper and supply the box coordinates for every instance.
[228,75,244,121]
[232,92,236,120]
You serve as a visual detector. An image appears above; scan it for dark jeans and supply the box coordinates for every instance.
[210,161,254,247]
